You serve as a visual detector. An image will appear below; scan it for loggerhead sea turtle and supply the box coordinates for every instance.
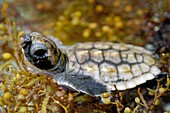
[20,32,163,97]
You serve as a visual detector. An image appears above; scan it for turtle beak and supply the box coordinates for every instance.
[20,34,32,49]
[20,34,34,63]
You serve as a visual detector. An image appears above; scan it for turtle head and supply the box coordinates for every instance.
[20,32,60,70]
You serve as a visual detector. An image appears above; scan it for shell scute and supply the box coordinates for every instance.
[100,63,118,82]
[131,64,142,77]
[104,50,121,64]
[94,42,111,49]
[76,50,89,63]
[90,49,103,63]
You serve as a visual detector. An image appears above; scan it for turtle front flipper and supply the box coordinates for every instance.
[53,70,107,96]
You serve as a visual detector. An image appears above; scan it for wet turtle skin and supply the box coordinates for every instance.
[20,32,161,96]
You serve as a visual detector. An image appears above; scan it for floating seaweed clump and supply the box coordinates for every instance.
[0,4,71,113]
[52,0,170,45]
[0,63,70,113]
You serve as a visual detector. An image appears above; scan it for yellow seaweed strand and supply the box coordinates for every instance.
[52,97,70,113]
[40,94,50,113]
[137,88,149,109]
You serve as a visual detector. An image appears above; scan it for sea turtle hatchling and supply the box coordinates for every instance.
[20,32,162,97]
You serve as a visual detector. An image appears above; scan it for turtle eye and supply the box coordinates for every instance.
[34,49,47,57]
[30,43,48,58]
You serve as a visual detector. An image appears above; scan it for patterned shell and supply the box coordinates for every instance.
[66,42,161,91]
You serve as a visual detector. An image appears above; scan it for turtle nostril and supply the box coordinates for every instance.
[34,49,47,57]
